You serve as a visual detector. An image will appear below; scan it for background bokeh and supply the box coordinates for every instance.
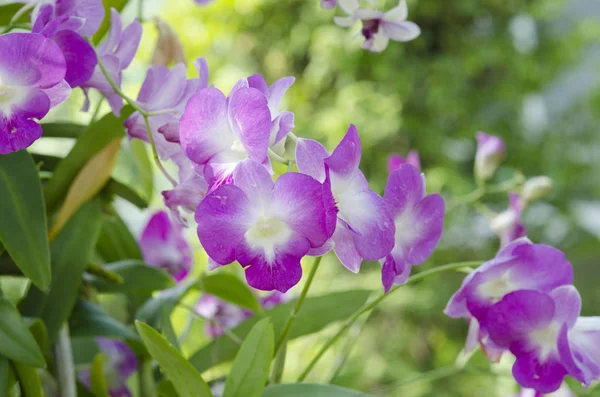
[38,0,600,395]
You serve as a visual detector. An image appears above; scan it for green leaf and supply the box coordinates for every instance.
[0,4,28,25]
[0,355,9,397]
[44,107,134,212]
[0,299,45,367]
[223,318,273,397]
[93,0,129,44]
[0,150,51,290]
[69,300,139,341]
[12,362,44,397]
[88,260,174,295]
[41,123,86,138]
[135,322,213,397]
[96,213,143,262]
[136,281,195,328]
[199,273,261,312]
[161,304,181,352]
[262,384,372,397]
[90,353,111,397]
[189,289,370,373]
[25,318,49,362]
[112,139,153,206]
[157,380,179,397]
[104,179,150,209]
[20,199,104,342]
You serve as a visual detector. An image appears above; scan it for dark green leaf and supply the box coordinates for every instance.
[157,380,179,397]
[136,322,213,397]
[223,318,273,397]
[96,213,143,262]
[262,384,372,397]
[88,260,174,295]
[199,273,261,312]
[104,179,150,208]
[20,199,104,342]
[135,281,195,328]
[12,362,44,397]
[0,355,9,397]
[69,300,139,341]
[112,139,153,206]
[0,4,28,25]
[24,318,49,361]
[0,299,45,367]
[41,123,86,138]
[0,150,51,290]
[90,354,111,397]
[189,290,370,373]
[44,107,133,212]
[161,304,181,352]
[93,0,129,44]
[31,154,62,172]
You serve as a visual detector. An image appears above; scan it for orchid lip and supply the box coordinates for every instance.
[245,215,293,262]
[477,271,516,303]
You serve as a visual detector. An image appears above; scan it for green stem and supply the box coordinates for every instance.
[274,256,323,355]
[139,358,157,397]
[269,342,287,384]
[143,114,177,187]
[54,325,77,397]
[268,148,294,166]
[447,176,521,213]
[90,97,104,123]
[297,260,482,381]
[372,365,462,393]
[0,2,34,34]
[137,0,144,22]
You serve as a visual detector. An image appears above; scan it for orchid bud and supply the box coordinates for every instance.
[474,132,505,181]
[522,176,553,202]
[151,18,186,66]
[321,0,337,9]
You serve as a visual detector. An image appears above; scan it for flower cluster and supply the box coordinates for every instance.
[446,237,600,393]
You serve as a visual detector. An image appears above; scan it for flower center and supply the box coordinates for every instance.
[230,139,245,152]
[530,325,559,362]
[0,77,24,117]
[245,216,292,262]
[394,209,418,247]
[361,19,381,40]
[477,273,515,303]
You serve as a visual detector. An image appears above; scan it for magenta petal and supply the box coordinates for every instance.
[114,19,142,69]
[194,57,210,89]
[180,87,230,165]
[15,89,51,119]
[405,193,445,265]
[244,253,303,293]
[512,352,567,394]
[232,159,274,201]
[384,164,424,216]
[247,74,268,95]
[0,116,43,154]
[549,286,581,329]
[228,87,271,163]
[195,184,251,265]
[272,111,294,144]
[55,0,105,36]
[267,76,295,113]
[53,30,97,87]
[272,172,330,249]
[324,124,362,177]
[381,254,410,293]
[295,138,329,182]
[331,223,363,273]
[41,80,71,107]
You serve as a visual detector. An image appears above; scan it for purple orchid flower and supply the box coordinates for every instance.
[296,125,395,273]
[196,295,252,338]
[194,0,216,5]
[162,152,208,223]
[515,385,575,397]
[139,210,192,282]
[125,58,209,161]
[475,132,505,181]
[79,338,137,397]
[31,2,99,88]
[81,8,142,116]
[247,74,295,152]
[558,316,600,388]
[32,0,106,37]
[490,192,526,246]
[380,164,445,292]
[387,150,420,173]
[0,33,70,154]
[321,0,337,9]
[335,0,421,53]
[260,290,292,309]
[486,286,582,393]
[195,159,335,292]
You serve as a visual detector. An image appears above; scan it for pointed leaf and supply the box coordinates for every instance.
[262,384,372,397]
[90,353,111,397]
[49,138,121,240]
[189,290,370,373]
[0,299,45,367]
[41,123,86,138]
[199,273,261,312]
[87,260,174,295]
[223,318,273,397]
[136,321,213,397]
[12,362,44,397]
[0,151,51,289]
[69,300,140,341]
[112,139,153,206]
[136,281,195,328]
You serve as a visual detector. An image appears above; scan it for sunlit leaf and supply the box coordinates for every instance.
[262,384,372,397]
[0,298,45,368]
[199,273,261,312]
[90,353,111,397]
[12,362,44,397]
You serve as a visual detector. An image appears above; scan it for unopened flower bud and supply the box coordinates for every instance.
[151,18,186,66]
[474,132,505,181]
[522,176,553,202]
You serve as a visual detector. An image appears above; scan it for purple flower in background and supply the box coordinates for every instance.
[179,83,272,190]
[125,58,209,160]
[475,132,505,181]
[260,290,292,309]
[380,164,444,292]
[79,338,137,397]
[335,0,421,53]
[321,0,337,9]
[0,33,69,154]
[486,286,582,393]
[296,125,395,273]
[32,0,105,37]
[558,316,600,388]
[162,153,208,223]
[195,159,334,292]
[81,8,142,116]
[139,210,192,282]
[194,0,215,5]
[387,150,420,173]
[196,295,252,338]
[490,192,526,246]
[247,74,295,152]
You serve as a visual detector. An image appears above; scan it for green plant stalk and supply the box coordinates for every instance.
[297,260,482,381]
[54,325,77,397]
[274,255,323,355]
[139,358,158,397]
[0,2,34,34]
[269,342,287,384]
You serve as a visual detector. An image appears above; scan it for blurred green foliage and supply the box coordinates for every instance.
[128,0,600,395]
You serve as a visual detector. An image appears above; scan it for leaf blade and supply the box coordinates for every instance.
[0,299,45,368]
[262,384,372,397]
[199,273,261,312]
